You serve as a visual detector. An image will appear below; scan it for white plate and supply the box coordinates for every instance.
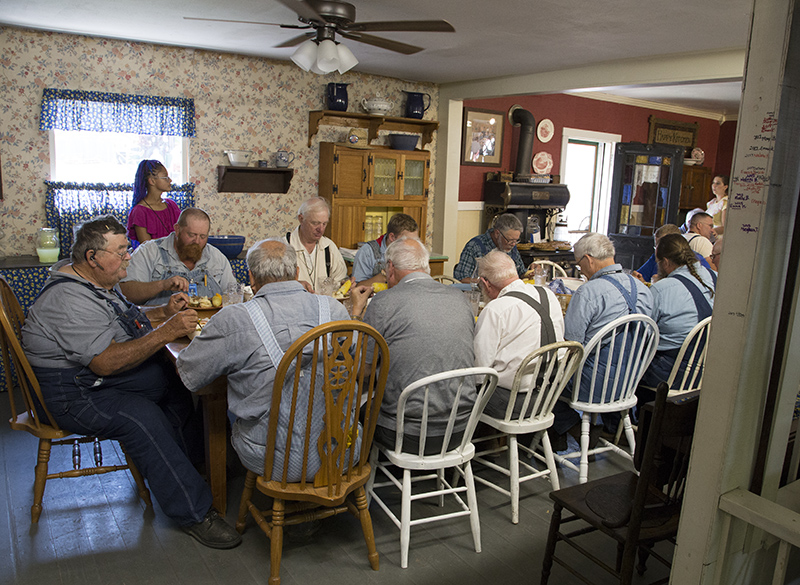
[691,147,705,164]
[532,151,554,174]
[537,118,555,143]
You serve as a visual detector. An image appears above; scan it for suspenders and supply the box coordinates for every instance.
[670,273,714,320]
[599,273,639,313]
[504,288,557,347]
[286,232,332,277]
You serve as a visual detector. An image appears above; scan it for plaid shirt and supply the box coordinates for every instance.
[453,230,525,280]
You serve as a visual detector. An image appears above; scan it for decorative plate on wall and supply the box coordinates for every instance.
[691,147,705,165]
[537,119,555,143]
[532,151,554,174]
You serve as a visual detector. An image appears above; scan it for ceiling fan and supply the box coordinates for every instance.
[185,0,455,56]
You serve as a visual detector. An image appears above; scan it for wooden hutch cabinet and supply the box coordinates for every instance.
[319,142,429,249]
[679,165,713,210]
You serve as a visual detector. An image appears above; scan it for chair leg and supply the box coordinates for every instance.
[508,434,520,524]
[622,412,636,456]
[400,468,412,569]
[541,431,560,491]
[354,486,380,571]
[436,469,445,507]
[31,439,52,523]
[366,444,379,506]
[464,461,482,554]
[579,414,591,484]
[236,470,257,533]
[636,546,651,576]
[269,499,285,585]
[121,444,152,507]
[540,502,562,585]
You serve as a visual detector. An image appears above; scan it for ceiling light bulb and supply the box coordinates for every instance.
[336,43,358,74]
[316,39,339,73]
[291,40,317,72]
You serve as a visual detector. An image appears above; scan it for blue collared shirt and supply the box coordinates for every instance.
[651,264,716,350]
[352,236,387,282]
[564,263,654,344]
[453,230,525,280]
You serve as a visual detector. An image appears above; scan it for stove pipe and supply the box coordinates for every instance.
[510,106,536,181]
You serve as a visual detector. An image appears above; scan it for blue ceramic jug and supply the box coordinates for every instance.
[326,83,349,112]
[403,91,431,119]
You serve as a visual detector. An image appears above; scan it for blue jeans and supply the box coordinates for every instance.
[33,355,212,526]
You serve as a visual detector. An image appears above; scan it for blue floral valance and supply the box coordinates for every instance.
[44,181,195,257]
[39,88,196,137]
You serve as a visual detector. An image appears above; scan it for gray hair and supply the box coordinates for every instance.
[492,213,523,234]
[246,238,297,285]
[477,250,517,286]
[72,215,127,264]
[298,196,331,218]
[573,232,615,261]
[385,237,430,274]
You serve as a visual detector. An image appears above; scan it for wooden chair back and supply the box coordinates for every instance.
[527,260,568,280]
[432,275,458,285]
[0,277,25,344]
[392,367,498,458]
[501,341,584,424]
[665,317,712,395]
[260,320,389,503]
[569,314,659,411]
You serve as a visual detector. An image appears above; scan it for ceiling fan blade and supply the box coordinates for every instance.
[272,0,326,24]
[274,33,314,48]
[345,20,455,33]
[339,31,423,55]
[183,16,306,29]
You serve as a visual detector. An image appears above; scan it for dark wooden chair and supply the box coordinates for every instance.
[0,277,151,523]
[236,320,390,585]
[540,382,699,585]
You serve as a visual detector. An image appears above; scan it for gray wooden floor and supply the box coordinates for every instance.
[0,394,676,585]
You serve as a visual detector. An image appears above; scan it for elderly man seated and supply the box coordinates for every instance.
[683,211,716,263]
[350,237,476,454]
[22,216,241,549]
[286,196,348,293]
[454,213,526,282]
[176,239,354,479]
[474,250,565,418]
[550,233,654,448]
[120,208,237,305]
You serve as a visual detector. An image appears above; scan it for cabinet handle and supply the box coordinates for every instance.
[363,169,366,182]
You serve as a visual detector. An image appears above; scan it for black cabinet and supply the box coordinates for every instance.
[607,142,684,270]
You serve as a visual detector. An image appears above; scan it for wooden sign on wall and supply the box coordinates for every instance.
[648,116,699,151]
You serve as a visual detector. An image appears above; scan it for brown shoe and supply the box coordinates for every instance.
[182,509,242,549]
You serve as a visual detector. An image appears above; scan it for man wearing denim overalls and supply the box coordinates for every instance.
[22,216,241,549]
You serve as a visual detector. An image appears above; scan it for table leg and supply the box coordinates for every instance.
[200,377,228,515]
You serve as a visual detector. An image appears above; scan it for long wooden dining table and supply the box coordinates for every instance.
[165,337,230,515]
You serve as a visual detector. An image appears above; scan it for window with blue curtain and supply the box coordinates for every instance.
[40,88,196,257]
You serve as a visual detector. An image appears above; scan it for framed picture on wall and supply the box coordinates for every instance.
[461,108,504,166]
[647,116,699,151]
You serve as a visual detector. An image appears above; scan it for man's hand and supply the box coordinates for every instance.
[160,309,198,341]
[299,280,315,293]
[161,275,190,293]
[631,270,646,284]
[349,284,373,318]
[165,292,190,316]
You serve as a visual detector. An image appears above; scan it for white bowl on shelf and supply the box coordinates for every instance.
[224,150,252,167]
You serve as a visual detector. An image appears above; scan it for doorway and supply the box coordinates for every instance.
[559,128,621,242]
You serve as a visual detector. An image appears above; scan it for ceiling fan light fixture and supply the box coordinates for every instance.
[336,43,358,73]
[291,39,318,71]
[315,38,339,73]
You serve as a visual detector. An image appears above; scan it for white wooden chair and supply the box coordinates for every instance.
[366,367,498,568]
[432,274,459,285]
[526,260,568,280]
[640,317,712,397]
[472,341,584,523]
[554,314,659,484]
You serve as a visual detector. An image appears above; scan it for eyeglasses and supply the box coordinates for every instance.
[498,231,521,246]
[96,247,133,260]
[154,175,171,181]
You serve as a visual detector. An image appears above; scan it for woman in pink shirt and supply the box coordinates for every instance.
[127,159,181,247]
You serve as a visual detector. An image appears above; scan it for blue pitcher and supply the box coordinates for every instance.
[403,91,431,119]
[326,83,349,112]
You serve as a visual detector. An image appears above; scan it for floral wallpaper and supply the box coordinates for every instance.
[0,26,438,256]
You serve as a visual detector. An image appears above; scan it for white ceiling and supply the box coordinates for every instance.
[0,0,752,117]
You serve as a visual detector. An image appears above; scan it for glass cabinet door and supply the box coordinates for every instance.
[371,153,399,199]
[403,158,426,198]
[617,154,673,238]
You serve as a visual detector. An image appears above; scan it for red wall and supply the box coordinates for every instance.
[714,120,737,178]
[459,94,732,201]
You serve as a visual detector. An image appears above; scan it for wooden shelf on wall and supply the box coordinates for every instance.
[308,110,439,148]
[217,166,293,193]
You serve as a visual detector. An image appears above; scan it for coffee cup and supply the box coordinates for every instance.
[276,149,295,168]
